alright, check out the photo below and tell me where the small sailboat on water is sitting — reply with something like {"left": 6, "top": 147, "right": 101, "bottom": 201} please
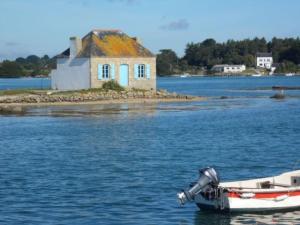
{"left": 178, "top": 167, "right": 300, "bottom": 212}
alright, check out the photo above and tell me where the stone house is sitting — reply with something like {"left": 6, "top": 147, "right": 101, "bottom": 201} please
{"left": 50, "top": 29, "right": 156, "bottom": 90}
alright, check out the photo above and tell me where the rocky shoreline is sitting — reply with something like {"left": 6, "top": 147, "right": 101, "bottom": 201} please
{"left": 0, "top": 89, "right": 203, "bottom": 114}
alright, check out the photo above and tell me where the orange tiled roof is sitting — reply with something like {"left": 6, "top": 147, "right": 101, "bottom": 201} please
{"left": 58, "top": 30, "right": 154, "bottom": 58}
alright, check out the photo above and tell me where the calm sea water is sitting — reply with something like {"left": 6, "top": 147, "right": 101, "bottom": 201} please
{"left": 0, "top": 76, "right": 300, "bottom": 225}
{"left": 0, "top": 77, "right": 51, "bottom": 90}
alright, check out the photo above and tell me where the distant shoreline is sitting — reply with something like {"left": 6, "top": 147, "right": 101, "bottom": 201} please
{"left": 1, "top": 74, "right": 299, "bottom": 79}
{"left": 158, "top": 73, "right": 300, "bottom": 77}
{"left": 0, "top": 76, "right": 50, "bottom": 79}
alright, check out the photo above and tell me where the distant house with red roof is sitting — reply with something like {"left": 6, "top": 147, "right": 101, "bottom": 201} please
{"left": 50, "top": 30, "right": 156, "bottom": 90}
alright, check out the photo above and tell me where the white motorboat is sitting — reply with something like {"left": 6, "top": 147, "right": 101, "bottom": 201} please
{"left": 252, "top": 74, "right": 262, "bottom": 77}
{"left": 180, "top": 73, "right": 191, "bottom": 78}
{"left": 178, "top": 167, "right": 300, "bottom": 212}
{"left": 285, "top": 73, "right": 295, "bottom": 77}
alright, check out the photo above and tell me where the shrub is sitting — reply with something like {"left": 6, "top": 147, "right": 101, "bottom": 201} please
{"left": 102, "top": 80, "right": 124, "bottom": 91}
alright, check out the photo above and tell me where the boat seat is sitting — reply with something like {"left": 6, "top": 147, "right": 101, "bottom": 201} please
{"left": 258, "top": 181, "right": 272, "bottom": 189}
{"left": 257, "top": 181, "right": 292, "bottom": 189}
{"left": 291, "top": 176, "right": 300, "bottom": 186}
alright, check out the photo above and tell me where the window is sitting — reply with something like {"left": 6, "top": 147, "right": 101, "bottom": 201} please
{"left": 102, "top": 64, "right": 110, "bottom": 79}
{"left": 138, "top": 64, "right": 145, "bottom": 78}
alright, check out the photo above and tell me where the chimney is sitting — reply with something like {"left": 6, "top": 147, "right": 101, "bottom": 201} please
{"left": 69, "top": 36, "right": 82, "bottom": 58}
{"left": 132, "top": 37, "right": 142, "bottom": 45}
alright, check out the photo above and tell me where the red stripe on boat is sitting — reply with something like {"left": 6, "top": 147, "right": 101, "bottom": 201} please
{"left": 228, "top": 191, "right": 300, "bottom": 199}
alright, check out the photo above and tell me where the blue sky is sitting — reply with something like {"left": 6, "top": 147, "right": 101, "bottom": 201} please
{"left": 0, "top": 0, "right": 300, "bottom": 61}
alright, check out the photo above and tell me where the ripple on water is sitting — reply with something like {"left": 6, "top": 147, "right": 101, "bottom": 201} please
{"left": 0, "top": 76, "right": 300, "bottom": 224}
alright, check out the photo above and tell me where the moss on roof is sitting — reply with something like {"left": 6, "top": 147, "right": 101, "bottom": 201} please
{"left": 57, "top": 30, "right": 154, "bottom": 58}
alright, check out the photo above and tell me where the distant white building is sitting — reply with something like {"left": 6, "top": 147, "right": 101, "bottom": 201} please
{"left": 211, "top": 64, "right": 246, "bottom": 73}
{"left": 256, "top": 52, "right": 273, "bottom": 69}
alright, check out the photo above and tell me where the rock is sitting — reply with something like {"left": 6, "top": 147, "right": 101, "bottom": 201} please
{"left": 270, "top": 93, "right": 285, "bottom": 99}
{"left": 0, "top": 105, "right": 25, "bottom": 114}
{"left": 171, "top": 92, "right": 177, "bottom": 98}
{"left": 185, "top": 95, "right": 194, "bottom": 100}
{"left": 272, "top": 86, "right": 300, "bottom": 90}
{"left": 220, "top": 96, "right": 229, "bottom": 99}
{"left": 0, "top": 88, "right": 199, "bottom": 104}
{"left": 127, "top": 92, "right": 133, "bottom": 98}
{"left": 159, "top": 89, "right": 168, "bottom": 93}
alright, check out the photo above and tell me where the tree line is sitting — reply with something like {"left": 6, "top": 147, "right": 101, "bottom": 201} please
{"left": 1, "top": 37, "right": 300, "bottom": 77}
{"left": 157, "top": 37, "right": 300, "bottom": 75}
{"left": 0, "top": 55, "right": 55, "bottom": 78}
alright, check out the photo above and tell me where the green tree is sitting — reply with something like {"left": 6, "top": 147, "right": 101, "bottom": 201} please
{"left": 0, "top": 60, "right": 24, "bottom": 77}
{"left": 279, "top": 43, "right": 300, "bottom": 65}
{"left": 156, "top": 49, "right": 179, "bottom": 75}
{"left": 275, "top": 60, "right": 299, "bottom": 73}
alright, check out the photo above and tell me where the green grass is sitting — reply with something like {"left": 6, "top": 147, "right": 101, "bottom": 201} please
{"left": 0, "top": 89, "right": 43, "bottom": 96}
{"left": 0, "top": 81, "right": 143, "bottom": 97}
{"left": 102, "top": 80, "right": 124, "bottom": 91}
{"left": 52, "top": 88, "right": 107, "bottom": 96}
{"left": 53, "top": 81, "right": 125, "bottom": 95}
{"left": 131, "top": 88, "right": 147, "bottom": 92}
{"left": 242, "top": 69, "right": 257, "bottom": 74}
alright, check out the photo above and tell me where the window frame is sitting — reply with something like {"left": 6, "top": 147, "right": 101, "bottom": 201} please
{"left": 138, "top": 64, "right": 145, "bottom": 78}
{"left": 102, "top": 64, "right": 110, "bottom": 79}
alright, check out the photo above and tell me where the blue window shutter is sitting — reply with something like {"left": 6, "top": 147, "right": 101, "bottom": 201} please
{"left": 98, "top": 64, "right": 103, "bottom": 80}
{"left": 146, "top": 64, "right": 150, "bottom": 79}
{"left": 110, "top": 64, "right": 115, "bottom": 80}
{"left": 134, "top": 64, "right": 139, "bottom": 80}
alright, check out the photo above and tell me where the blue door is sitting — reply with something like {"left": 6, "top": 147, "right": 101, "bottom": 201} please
{"left": 120, "top": 64, "right": 129, "bottom": 87}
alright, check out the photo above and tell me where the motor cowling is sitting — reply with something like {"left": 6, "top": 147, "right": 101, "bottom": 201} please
{"left": 177, "top": 167, "right": 220, "bottom": 205}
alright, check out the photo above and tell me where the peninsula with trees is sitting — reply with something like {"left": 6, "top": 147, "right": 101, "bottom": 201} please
{"left": 157, "top": 37, "right": 300, "bottom": 75}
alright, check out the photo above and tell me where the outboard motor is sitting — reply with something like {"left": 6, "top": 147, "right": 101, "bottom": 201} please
{"left": 177, "top": 167, "right": 220, "bottom": 205}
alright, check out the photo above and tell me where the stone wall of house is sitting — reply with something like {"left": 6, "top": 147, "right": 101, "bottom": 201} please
{"left": 90, "top": 57, "right": 156, "bottom": 90}
{"left": 51, "top": 58, "right": 91, "bottom": 90}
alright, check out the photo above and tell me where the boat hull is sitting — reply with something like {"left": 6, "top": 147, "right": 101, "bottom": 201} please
{"left": 195, "top": 191, "right": 300, "bottom": 212}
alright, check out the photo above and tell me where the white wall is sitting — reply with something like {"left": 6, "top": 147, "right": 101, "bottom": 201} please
{"left": 257, "top": 57, "right": 273, "bottom": 69}
{"left": 50, "top": 58, "right": 90, "bottom": 90}
{"left": 223, "top": 65, "right": 246, "bottom": 73}
{"left": 212, "top": 65, "right": 246, "bottom": 73}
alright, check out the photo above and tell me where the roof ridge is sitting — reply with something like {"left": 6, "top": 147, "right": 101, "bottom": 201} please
{"left": 57, "top": 29, "right": 155, "bottom": 58}
{"left": 92, "top": 29, "right": 122, "bottom": 33}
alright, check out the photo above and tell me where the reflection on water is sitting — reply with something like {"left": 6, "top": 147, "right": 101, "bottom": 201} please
{"left": 194, "top": 210, "right": 300, "bottom": 225}
{"left": 18, "top": 96, "right": 297, "bottom": 118}
{"left": 26, "top": 103, "right": 160, "bottom": 117}
{"left": 19, "top": 97, "right": 257, "bottom": 117}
